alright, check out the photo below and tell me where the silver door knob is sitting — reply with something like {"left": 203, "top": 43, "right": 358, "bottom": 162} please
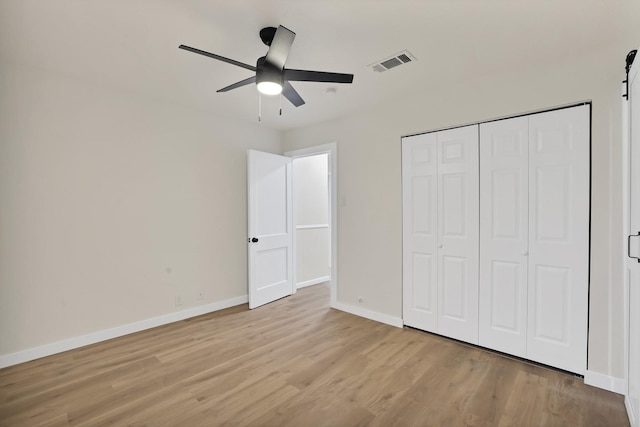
{"left": 438, "top": 244, "right": 443, "bottom": 248}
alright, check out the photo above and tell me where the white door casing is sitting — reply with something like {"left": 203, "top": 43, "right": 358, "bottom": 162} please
{"left": 402, "top": 132, "right": 439, "bottom": 332}
{"left": 247, "top": 150, "right": 293, "bottom": 309}
{"left": 526, "top": 105, "right": 590, "bottom": 374}
{"left": 479, "top": 116, "right": 529, "bottom": 357}
{"left": 626, "top": 54, "right": 640, "bottom": 427}
{"left": 436, "top": 126, "right": 480, "bottom": 344}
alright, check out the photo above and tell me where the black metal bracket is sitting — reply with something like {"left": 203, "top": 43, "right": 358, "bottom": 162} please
{"left": 623, "top": 49, "right": 637, "bottom": 100}
{"left": 629, "top": 232, "right": 640, "bottom": 263}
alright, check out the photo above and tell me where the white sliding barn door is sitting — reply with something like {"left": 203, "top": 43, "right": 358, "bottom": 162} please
{"left": 402, "top": 133, "right": 439, "bottom": 332}
{"left": 436, "top": 126, "right": 479, "bottom": 344}
{"left": 479, "top": 117, "right": 529, "bottom": 357}
{"left": 526, "top": 105, "right": 590, "bottom": 374}
{"left": 626, "top": 55, "right": 640, "bottom": 427}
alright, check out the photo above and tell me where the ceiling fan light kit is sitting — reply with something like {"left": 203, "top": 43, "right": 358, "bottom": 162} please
{"left": 179, "top": 25, "right": 354, "bottom": 113}
{"left": 255, "top": 57, "right": 284, "bottom": 95}
{"left": 256, "top": 81, "right": 282, "bottom": 95}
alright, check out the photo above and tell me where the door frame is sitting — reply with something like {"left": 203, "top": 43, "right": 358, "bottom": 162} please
{"left": 285, "top": 143, "right": 338, "bottom": 307}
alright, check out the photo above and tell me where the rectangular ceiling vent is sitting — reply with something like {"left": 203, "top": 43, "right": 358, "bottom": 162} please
{"left": 368, "top": 50, "right": 416, "bottom": 73}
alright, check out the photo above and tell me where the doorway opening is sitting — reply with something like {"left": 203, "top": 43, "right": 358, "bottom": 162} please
{"left": 286, "top": 143, "right": 337, "bottom": 307}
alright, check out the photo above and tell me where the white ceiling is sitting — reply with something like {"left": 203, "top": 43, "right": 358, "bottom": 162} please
{"left": 0, "top": 1, "right": 635, "bottom": 130}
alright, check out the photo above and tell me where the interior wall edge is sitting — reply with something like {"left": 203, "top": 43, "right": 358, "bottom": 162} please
{"left": 331, "top": 301, "right": 403, "bottom": 328}
{"left": 584, "top": 369, "right": 626, "bottom": 394}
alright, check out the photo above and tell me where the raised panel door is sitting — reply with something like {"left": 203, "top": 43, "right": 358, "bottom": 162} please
{"left": 437, "top": 125, "right": 479, "bottom": 344}
{"left": 479, "top": 117, "right": 529, "bottom": 357}
{"left": 526, "top": 105, "right": 590, "bottom": 374}
{"left": 247, "top": 150, "right": 293, "bottom": 309}
{"left": 402, "top": 133, "right": 438, "bottom": 331}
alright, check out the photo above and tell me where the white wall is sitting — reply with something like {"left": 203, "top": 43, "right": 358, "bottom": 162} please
{"left": 293, "top": 154, "right": 330, "bottom": 286}
{"left": 0, "top": 61, "right": 282, "bottom": 357}
{"left": 283, "top": 41, "right": 637, "bottom": 379}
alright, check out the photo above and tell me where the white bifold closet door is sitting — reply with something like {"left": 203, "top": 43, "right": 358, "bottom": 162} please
{"left": 479, "top": 116, "right": 529, "bottom": 357}
{"left": 402, "top": 125, "right": 479, "bottom": 345}
{"left": 479, "top": 105, "right": 590, "bottom": 374}
{"left": 526, "top": 106, "right": 590, "bottom": 373}
{"left": 402, "top": 132, "right": 438, "bottom": 332}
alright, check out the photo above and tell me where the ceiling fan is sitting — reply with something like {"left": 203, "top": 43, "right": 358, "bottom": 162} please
{"left": 179, "top": 25, "right": 354, "bottom": 108}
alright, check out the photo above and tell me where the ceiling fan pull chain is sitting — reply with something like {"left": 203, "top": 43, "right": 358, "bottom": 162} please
{"left": 279, "top": 93, "right": 283, "bottom": 116}
{"left": 258, "top": 92, "right": 262, "bottom": 122}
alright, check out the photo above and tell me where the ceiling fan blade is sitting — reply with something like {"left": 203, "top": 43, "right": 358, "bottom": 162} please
{"left": 284, "top": 69, "right": 353, "bottom": 84}
{"left": 264, "top": 26, "right": 296, "bottom": 70}
{"left": 179, "top": 45, "right": 256, "bottom": 72}
{"left": 282, "top": 82, "right": 305, "bottom": 107}
{"left": 217, "top": 76, "right": 256, "bottom": 93}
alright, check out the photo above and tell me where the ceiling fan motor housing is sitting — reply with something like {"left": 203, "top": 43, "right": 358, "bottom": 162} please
{"left": 256, "top": 56, "right": 284, "bottom": 90}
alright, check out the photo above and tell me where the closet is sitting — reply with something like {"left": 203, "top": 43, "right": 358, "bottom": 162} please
{"left": 402, "top": 104, "right": 590, "bottom": 374}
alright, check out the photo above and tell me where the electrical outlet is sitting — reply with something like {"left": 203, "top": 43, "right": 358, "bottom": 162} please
{"left": 174, "top": 295, "right": 183, "bottom": 306}
{"left": 196, "top": 289, "right": 205, "bottom": 300}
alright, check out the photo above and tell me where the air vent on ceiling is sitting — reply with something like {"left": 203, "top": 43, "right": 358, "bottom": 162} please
{"left": 368, "top": 50, "right": 416, "bottom": 73}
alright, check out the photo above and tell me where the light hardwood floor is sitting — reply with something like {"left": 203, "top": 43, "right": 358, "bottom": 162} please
{"left": 0, "top": 284, "right": 629, "bottom": 426}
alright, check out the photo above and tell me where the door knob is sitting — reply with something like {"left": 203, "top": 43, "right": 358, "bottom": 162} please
{"left": 522, "top": 250, "right": 529, "bottom": 256}
{"left": 251, "top": 237, "right": 259, "bottom": 243}
{"left": 438, "top": 244, "right": 443, "bottom": 249}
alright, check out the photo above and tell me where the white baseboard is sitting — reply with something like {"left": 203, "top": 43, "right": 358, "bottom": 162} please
{"left": 0, "top": 295, "right": 248, "bottom": 369}
{"left": 584, "top": 370, "right": 626, "bottom": 394}
{"left": 331, "top": 301, "right": 403, "bottom": 328}
{"left": 297, "top": 276, "right": 331, "bottom": 289}
{"left": 626, "top": 395, "right": 637, "bottom": 427}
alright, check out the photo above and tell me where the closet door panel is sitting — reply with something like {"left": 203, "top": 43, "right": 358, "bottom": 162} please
{"left": 402, "top": 134, "right": 438, "bottom": 331}
{"left": 479, "top": 117, "right": 529, "bottom": 357}
{"left": 441, "top": 255, "right": 467, "bottom": 319}
{"left": 437, "top": 125, "right": 479, "bottom": 344}
{"left": 527, "top": 105, "right": 590, "bottom": 374}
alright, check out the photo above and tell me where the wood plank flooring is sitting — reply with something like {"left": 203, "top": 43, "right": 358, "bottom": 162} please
{"left": 0, "top": 284, "right": 629, "bottom": 426}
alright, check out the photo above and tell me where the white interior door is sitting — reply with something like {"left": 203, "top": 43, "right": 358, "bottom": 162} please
{"left": 526, "top": 105, "right": 590, "bottom": 374}
{"left": 247, "top": 150, "right": 293, "bottom": 309}
{"left": 626, "top": 55, "right": 640, "bottom": 427}
{"left": 479, "top": 116, "right": 529, "bottom": 357}
{"left": 437, "top": 125, "right": 479, "bottom": 345}
{"left": 402, "top": 133, "right": 439, "bottom": 332}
